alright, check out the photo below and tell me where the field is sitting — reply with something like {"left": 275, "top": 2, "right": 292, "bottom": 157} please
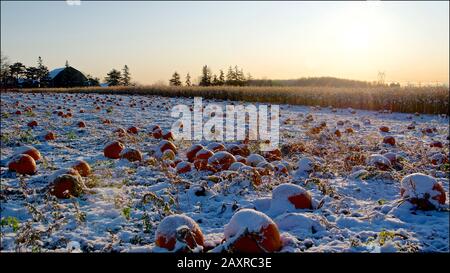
{"left": 12, "top": 85, "right": 450, "bottom": 115}
{"left": 0, "top": 91, "right": 449, "bottom": 253}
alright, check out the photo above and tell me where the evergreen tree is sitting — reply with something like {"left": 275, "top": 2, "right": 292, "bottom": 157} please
{"left": 169, "top": 71, "right": 182, "bottom": 86}
{"left": 226, "top": 66, "right": 235, "bottom": 85}
{"left": 199, "top": 65, "right": 212, "bottom": 86}
{"left": 65, "top": 60, "right": 69, "bottom": 68}
{"left": 36, "top": 56, "right": 50, "bottom": 87}
{"left": 212, "top": 74, "right": 219, "bottom": 86}
{"left": 0, "top": 52, "right": 10, "bottom": 87}
{"left": 185, "top": 73, "right": 191, "bottom": 86}
{"left": 24, "top": 66, "right": 40, "bottom": 87}
{"left": 218, "top": 69, "right": 225, "bottom": 85}
{"left": 121, "top": 65, "right": 131, "bottom": 86}
{"left": 105, "top": 69, "right": 121, "bottom": 86}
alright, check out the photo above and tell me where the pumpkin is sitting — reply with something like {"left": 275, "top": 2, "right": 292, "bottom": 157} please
{"left": 176, "top": 161, "right": 192, "bottom": 174}
{"left": 262, "top": 149, "right": 282, "bottom": 162}
{"left": 270, "top": 183, "right": 313, "bottom": 211}
{"left": 49, "top": 172, "right": 84, "bottom": 199}
{"left": 71, "top": 160, "right": 91, "bottom": 177}
{"left": 120, "top": 148, "right": 143, "bottom": 162}
{"left": 114, "top": 127, "right": 127, "bottom": 136}
{"left": 224, "top": 209, "right": 282, "bottom": 253}
{"left": 208, "top": 151, "right": 236, "bottom": 171}
{"left": 158, "top": 140, "right": 177, "bottom": 154}
{"left": 186, "top": 144, "right": 204, "bottom": 162}
{"left": 77, "top": 121, "right": 86, "bottom": 128}
{"left": 104, "top": 141, "right": 125, "bottom": 159}
{"left": 45, "top": 131, "right": 56, "bottom": 141}
{"left": 206, "top": 142, "right": 226, "bottom": 152}
{"left": 155, "top": 214, "right": 204, "bottom": 251}
{"left": 127, "top": 126, "right": 139, "bottom": 134}
{"left": 246, "top": 154, "right": 266, "bottom": 167}
{"left": 379, "top": 126, "right": 390, "bottom": 133}
{"left": 400, "top": 173, "right": 446, "bottom": 210}
{"left": 383, "top": 136, "right": 396, "bottom": 146}
{"left": 162, "top": 149, "right": 176, "bottom": 161}
{"left": 8, "top": 154, "right": 37, "bottom": 175}
{"left": 430, "top": 141, "right": 443, "bottom": 148}
{"left": 14, "top": 146, "right": 41, "bottom": 161}
{"left": 27, "top": 120, "right": 38, "bottom": 128}
{"left": 163, "top": 131, "right": 175, "bottom": 141}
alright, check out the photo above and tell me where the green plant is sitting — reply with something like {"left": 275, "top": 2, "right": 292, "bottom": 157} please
{"left": 1, "top": 216, "right": 20, "bottom": 232}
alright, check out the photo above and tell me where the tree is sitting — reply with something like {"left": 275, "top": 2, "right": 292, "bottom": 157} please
{"left": 226, "top": 66, "right": 235, "bottom": 85}
{"left": 169, "top": 71, "right": 182, "bottom": 86}
{"left": 121, "top": 65, "right": 131, "bottom": 86}
{"left": 0, "top": 52, "right": 10, "bottom": 87}
{"left": 105, "top": 69, "right": 122, "bottom": 86}
{"left": 36, "top": 56, "right": 50, "bottom": 87}
{"left": 86, "top": 74, "right": 100, "bottom": 86}
{"left": 24, "top": 66, "right": 40, "bottom": 87}
{"left": 199, "top": 65, "right": 212, "bottom": 86}
{"left": 218, "top": 70, "right": 225, "bottom": 85}
{"left": 9, "top": 62, "right": 26, "bottom": 87}
{"left": 65, "top": 60, "right": 70, "bottom": 68}
{"left": 185, "top": 73, "right": 191, "bottom": 86}
{"left": 211, "top": 74, "right": 219, "bottom": 86}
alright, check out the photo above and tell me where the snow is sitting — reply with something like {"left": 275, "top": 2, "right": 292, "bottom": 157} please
{"left": 268, "top": 183, "right": 311, "bottom": 215}
{"left": 48, "top": 68, "right": 65, "bottom": 79}
{"left": 155, "top": 214, "right": 200, "bottom": 239}
{"left": 223, "top": 209, "right": 274, "bottom": 239}
{"left": 295, "top": 157, "right": 315, "bottom": 176}
{"left": 0, "top": 91, "right": 448, "bottom": 253}
{"left": 400, "top": 173, "right": 443, "bottom": 207}
{"left": 246, "top": 154, "right": 266, "bottom": 167}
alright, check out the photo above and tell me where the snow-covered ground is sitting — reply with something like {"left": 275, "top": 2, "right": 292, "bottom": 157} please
{"left": 0, "top": 92, "right": 448, "bottom": 253}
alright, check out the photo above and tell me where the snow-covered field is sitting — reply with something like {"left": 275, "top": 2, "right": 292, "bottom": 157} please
{"left": 0, "top": 92, "right": 448, "bottom": 253}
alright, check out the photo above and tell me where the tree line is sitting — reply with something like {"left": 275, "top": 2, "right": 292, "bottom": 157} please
{"left": 0, "top": 52, "right": 133, "bottom": 88}
{"left": 169, "top": 65, "right": 252, "bottom": 87}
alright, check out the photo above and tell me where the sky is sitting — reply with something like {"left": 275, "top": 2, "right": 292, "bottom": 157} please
{"left": 1, "top": 1, "right": 449, "bottom": 85}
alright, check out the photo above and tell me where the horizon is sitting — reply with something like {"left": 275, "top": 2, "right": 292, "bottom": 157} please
{"left": 1, "top": 1, "right": 449, "bottom": 86}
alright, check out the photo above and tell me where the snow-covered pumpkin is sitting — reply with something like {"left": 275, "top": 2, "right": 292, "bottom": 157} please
{"left": 163, "top": 131, "right": 175, "bottom": 141}
{"left": 114, "top": 127, "right": 127, "bottom": 136}
{"left": 206, "top": 142, "right": 226, "bottom": 153}
{"left": 223, "top": 209, "right": 282, "bottom": 253}
{"left": 400, "top": 173, "right": 446, "bottom": 210}
{"left": 155, "top": 214, "right": 204, "bottom": 251}
{"left": 246, "top": 154, "right": 266, "bottom": 167}
{"left": 186, "top": 144, "right": 204, "bottom": 162}
{"left": 208, "top": 151, "right": 236, "bottom": 171}
{"left": 270, "top": 184, "right": 313, "bottom": 213}
{"left": 430, "top": 141, "right": 443, "bottom": 148}
{"left": 120, "top": 148, "right": 143, "bottom": 162}
{"left": 104, "top": 141, "right": 125, "bottom": 159}
{"left": 14, "top": 146, "right": 41, "bottom": 161}
{"left": 71, "top": 160, "right": 91, "bottom": 177}
{"left": 49, "top": 168, "right": 84, "bottom": 199}
{"left": 367, "top": 154, "right": 391, "bottom": 171}
{"left": 176, "top": 161, "right": 192, "bottom": 174}
{"left": 158, "top": 140, "right": 177, "bottom": 155}
{"left": 8, "top": 154, "right": 37, "bottom": 175}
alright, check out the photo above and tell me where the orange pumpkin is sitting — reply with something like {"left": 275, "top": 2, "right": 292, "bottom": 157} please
{"left": 77, "top": 121, "right": 86, "bottom": 128}
{"left": 120, "top": 148, "right": 143, "bottom": 162}
{"left": 71, "top": 160, "right": 91, "bottom": 177}
{"left": 383, "top": 136, "right": 396, "bottom": 146}
{"left": 379, "top": 126, "right": 390, "bottom": 133}
{"left": 430, "top": 141, "right": 443, "bottom": 148}
{"left": 104, "top": 141, "right": 125, "bottom": 159}
{"left": 158, "top": 140, "right": 177, "bottom": 154}
{"left": 400, "top": 173, "right": 446, "bottom": 210}
{"left": 49, "top": 172, "right": 84, "bottom": 199}
{"left": 263, "top": 149, "right": 282, "bottom": 162}
{"left": 163, "top": 131, "right": 175, "bottom": 141}
{"left": 224, "top": 209, "right": 282, "bottom": 253}
{"left": 8, "top": 154, "right": 37, "bottom": 175}
{"left": 271, "top": 183, "right": 313, "bottom": 210}
{"left": 155, "top": 214, "right": 205, "bottom": 251}
{"left": 44, "top": 131, "right": 57, "bottom": 141}
{"left": 176, "top": 161, "right": 192, "bottom": 174}
{"left": 27, "top": 120, "right": 38, "bottom": 128}
{"left": 206, "top": 142, "right": 226, "bottom": 153}
{"left": 127, "top": 126, "right": 139, "bottom": 134}
{"left": 208, "top": 151, "right": 236, "bottom": 171}
{"left": 15, "top": 146, "right": 41, "bottom": 161}
{"left": 186, "top": 144, "right": 204, "bottom": 162}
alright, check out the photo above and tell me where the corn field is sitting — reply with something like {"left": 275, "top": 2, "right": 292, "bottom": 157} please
{"left": 3, "top": 85, "right": 449, "bottom": 114}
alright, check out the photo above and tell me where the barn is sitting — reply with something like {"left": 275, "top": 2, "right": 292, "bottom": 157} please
{"left": 49, "top": 66, "right": 88, "bottom": 87}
